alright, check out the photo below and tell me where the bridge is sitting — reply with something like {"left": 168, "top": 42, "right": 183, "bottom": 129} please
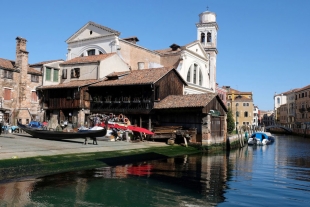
{"left": 265, "top": 125, "right": 293, "bottom": 133}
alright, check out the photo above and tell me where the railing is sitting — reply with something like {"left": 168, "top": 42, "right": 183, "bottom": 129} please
{"left": 90, "top": 96, "right": 153, "bottom": 112}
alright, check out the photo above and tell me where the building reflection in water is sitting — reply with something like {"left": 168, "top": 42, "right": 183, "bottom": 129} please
{"left": 0, "top": 151, "right": 245, "bottom": 206}
{"left": 0, "top": 179, "right": 38, "bottom": 206}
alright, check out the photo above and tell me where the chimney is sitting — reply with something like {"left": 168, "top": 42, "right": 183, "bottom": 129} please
{"left": 170, "top": 44, "right": 181, "bottom": 51}
{"left": 15, "top": 37, "right": 29, "bottom": 71}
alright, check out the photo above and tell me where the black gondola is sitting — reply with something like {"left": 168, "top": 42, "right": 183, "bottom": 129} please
{"left": 17, "top": 121, "right": 107, "bottom": 144}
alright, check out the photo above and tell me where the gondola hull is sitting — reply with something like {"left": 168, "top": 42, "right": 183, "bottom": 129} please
{"left": 17, "top": 121, "right": 107, "bottom": 140}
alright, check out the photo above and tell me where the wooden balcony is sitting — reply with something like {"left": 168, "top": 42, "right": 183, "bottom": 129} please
{"left": 45, "top": 98, "right": 81, "bottom": 109}
{"left": 90, "top": 97, "right": 153, "bottom": 114}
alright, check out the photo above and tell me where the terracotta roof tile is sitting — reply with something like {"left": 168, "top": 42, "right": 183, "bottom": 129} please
{"left": 154, "top": 93, "right": 216, "bottom": 109}
{"left": 226, "top": 87, "right": 252, "bottom": 94}
{"left": 27, "top": 67, "right": 42, "bottom": 75}
{"left": 155, "top": 47, "right": 182, "bottom": 55}
{"left": 30, "top": 59, "right": 64, "bottom": 66}
{"left": 282, "top": 87, "right": 304, "bottom": 93}
{"left": 0, "top": 58, "right": 15, "bottom": 70}
{"left": 60, "top": 53, "right": 115, "bottom": 65}
{"left": 234, "top": 96, "right": 253, "bottom": 102}
{"left": 91, "top": 66, "right": 179, "bottom": 87}
{"left": 38, "top": 79, "right": 100, "bottom": 89}
{"left": 0, "top": 58, "right": 42, "bottom": 75}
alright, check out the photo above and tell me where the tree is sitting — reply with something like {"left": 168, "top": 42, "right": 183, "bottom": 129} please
{"left": 227, "top": 108, "right": 235, "bottom": 134}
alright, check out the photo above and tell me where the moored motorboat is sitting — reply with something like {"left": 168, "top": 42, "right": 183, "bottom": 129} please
{"left": 17, "top": 121, "right": 107, "bottom": 143}
{"left": 248, "top": 132, "right": 275, "bottom": 146}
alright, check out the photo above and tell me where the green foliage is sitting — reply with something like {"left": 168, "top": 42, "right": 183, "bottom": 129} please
{"left": 227, "top": 108, "right": 235, "bottom": 134}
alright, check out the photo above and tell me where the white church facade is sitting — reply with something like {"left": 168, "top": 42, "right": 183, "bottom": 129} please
{"left": 64, "top": 9, "right": 219, "bottom": 95}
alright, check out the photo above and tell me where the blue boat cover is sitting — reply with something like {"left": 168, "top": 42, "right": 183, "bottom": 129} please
{"left": 251, "top": 132, "right": 269, "bottom": 141}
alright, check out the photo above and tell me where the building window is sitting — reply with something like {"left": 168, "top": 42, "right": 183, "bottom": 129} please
{"left": 193, "top": 64, "right": 197, "bottom": 84}
{"left": 31, "top": 74, "right": 39, "bottom": 82}
{"left": 46, "top": 67, "right": 51, "bottom": 81}
{"left": 138, "top": 62, "right": 144, "bottom": 70}
{"left": 87, "top": 49, "right": 95, "bottom": 56}
{"left": 187, "top": 68, "right": 191, "bottom": 82}
{"left": 62, "top": 69, "right": 67, "bottom": 79}
{"left": 71, "top": 68, "right": 80, "bottom": 78}
{"left": 207, "top": 32, "right": 212, "bottom": 42}
{"left": 4, "top": 88, "right": 12, "bottom": 100}
{"left": 3, "top": 70, "right": 13, "bottom": 79}
{"left": 201, "top": 33, "right": 205, "bottom": 43}
{"left": 277, "top": 97, "right": 280, "bottom": 104}
{"left": 53, "top": 69, "right": 59, "bottom": 82}
{"left": 199, "top": 69, "right": 202, "bottom": 86}
{"left": 31, "top": 91, "right": 38, "bottom": 102}
{"left": 244, "top": 111, "right": 248, "bottom": 117}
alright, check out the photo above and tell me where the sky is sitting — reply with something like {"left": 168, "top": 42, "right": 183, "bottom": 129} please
{"left": 1, "top": 0, "right": 309, "bottom": 111}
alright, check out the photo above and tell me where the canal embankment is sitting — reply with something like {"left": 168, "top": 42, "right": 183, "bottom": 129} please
{"left": 0, "top": 130, "right": 251, "bottom": 181}
{"left": 0, "top": 133, "right": 200, "bottom": 180}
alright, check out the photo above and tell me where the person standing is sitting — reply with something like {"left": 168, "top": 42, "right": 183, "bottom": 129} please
{"left": 0, "top": 121, "right": 2, "bottom": 135}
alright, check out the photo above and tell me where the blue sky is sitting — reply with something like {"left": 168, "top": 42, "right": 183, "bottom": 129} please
{"left": 1, "top": 0, "right": 309, "bottom": 110}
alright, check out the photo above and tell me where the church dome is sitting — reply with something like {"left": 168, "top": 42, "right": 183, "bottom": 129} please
{"left": 199, "top": 11, "right": 216, "bottom": 23}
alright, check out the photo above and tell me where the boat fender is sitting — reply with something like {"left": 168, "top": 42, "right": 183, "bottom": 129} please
{"left": 118, "top": 114, "right": 124, "bottom": 119}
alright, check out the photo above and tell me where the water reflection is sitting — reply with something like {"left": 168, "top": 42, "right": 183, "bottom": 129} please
{"left": 0, "top": 134, "right": 310, "bottom": 206}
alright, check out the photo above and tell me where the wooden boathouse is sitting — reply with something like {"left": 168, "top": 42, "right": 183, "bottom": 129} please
{"left": 153, "top": 94, "right": 228, "bottom": 144}
{"left": 88, "top": 66, "right": 186, "bottom": 127}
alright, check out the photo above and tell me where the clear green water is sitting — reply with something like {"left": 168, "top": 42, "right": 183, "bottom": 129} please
{"left": 1, "top": 134, "right": 309, "bottom": 206}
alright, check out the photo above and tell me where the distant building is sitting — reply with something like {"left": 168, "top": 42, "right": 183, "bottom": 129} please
{"left": 253, "top": 105, "right": 259, "bottom": 127}
{"left": 294, "top": 84, "right": 310, "bottom": 129}
{"left": 279, "top": 104, "right": 288, "bottom": 126}
{"left": 224, "top": 86, "right": 254, "bottom": 128}
{"left": 260, "top": 110, "right": 274, "bottom": 126}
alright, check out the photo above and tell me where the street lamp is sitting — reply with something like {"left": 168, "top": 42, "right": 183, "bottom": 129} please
{"left": 236, "top": 103, "right": 239, "bottom": 132}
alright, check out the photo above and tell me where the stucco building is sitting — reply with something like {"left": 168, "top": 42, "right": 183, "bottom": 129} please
{"left": 224, "top": 86, "right": 254, "bottom": 128}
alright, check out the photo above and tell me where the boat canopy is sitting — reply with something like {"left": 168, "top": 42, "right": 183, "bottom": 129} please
{"left": 251, "top": 132, "right": 269, "bottom": 141}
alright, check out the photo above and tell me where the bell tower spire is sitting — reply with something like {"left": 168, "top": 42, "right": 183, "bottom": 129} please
{"left": 196, "top": 9, "right": 219, "bottom": 91}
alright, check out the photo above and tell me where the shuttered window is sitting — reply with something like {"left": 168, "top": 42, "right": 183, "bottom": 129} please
{"left": 4, "top": 88, "right": 11, "bottom": 100}
{"left": 53, "top": 69, "right": 59, "bottom": 82}
{"left": 31, "top": 91, "right": 38, "bottom": 102}
{"left": 31, "top": 75, "right": 39, "bottom": 82}
{"left": 46, "top": 67, "right": 51, "bottom": 81}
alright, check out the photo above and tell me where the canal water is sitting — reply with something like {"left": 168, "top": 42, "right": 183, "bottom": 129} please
{"left": 0, "top": 134, "right": 309, "bottom": 206}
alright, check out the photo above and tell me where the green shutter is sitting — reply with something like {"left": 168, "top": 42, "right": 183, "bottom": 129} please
{"left": 53, "top": 69, "right": 59, "bottom": 82}
{"left": 46, "top": 68, "right": 51, "bottom": 81}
